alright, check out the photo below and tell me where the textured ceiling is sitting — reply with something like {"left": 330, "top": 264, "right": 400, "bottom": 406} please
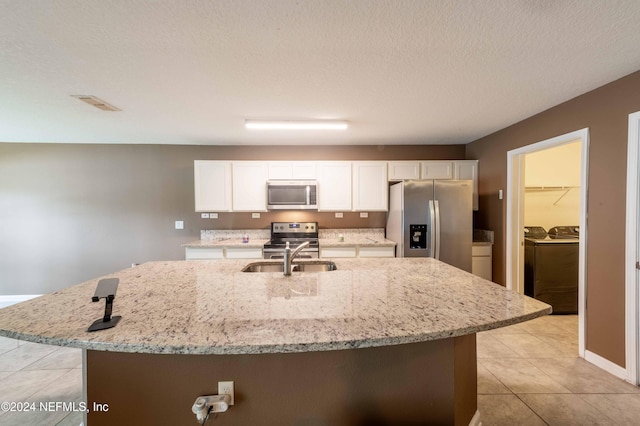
{"left": 1, "top": 0, "right": 640, "bottom": 145}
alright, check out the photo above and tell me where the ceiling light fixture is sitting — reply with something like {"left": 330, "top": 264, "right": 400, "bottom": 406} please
{"left": 245, "top": 120, "right": 348, "bottom": 130}
{"left": 71, "top": 95, "right": 121, "bottom": 112}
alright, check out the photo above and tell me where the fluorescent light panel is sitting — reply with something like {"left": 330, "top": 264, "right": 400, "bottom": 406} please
{"left": 245, "top": 120, "right": 348, "bottom": 130}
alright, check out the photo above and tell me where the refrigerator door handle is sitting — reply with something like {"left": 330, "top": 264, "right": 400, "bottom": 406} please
{"left": 429, "top": 200, "right": 436, "bottom": 258}
{"left": 434, "top": 200, "right": 441, "bottom": 260}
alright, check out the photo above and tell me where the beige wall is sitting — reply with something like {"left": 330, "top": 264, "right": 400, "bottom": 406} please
{"left": 466, "top": 69, "right": 640, "bottom": 368}
{"left": 0, "top": 143, "right": 464, "bottom": 295}
{"left": 524, "top": 141, "right": 581, "bottom": 230}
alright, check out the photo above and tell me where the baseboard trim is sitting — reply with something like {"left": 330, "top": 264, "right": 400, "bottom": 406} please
{"left": 585, "top": 350, "right": 627, "bottom": 380}
{"left": 0, "top": 295, "right": 41, "bottom": 309}
{"left": 469, "top": 410, "right": 481, "bottom": 426}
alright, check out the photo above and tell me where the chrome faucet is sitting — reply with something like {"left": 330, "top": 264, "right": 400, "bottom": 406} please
{"left": 283, "top": 241, "right": 310, "bottom": 276}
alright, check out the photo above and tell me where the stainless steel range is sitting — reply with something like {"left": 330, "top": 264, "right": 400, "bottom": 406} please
{"left": 263, "top": 222, "right": 319, "bottom": 259}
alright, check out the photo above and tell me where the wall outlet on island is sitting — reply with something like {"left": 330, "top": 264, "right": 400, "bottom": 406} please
{"left": 201, "top": 213, "right": 210, "bottom": 219}
{"left": 252, "top": 213, "right": 260, "bottom": 219}
{"left": 218, "top": 381, "right": 234, "bottom": 405}
{"left": 335, "top": 212, "right": 343, "bottom": 218}
{"left": 210, "top": 213, "right": 218, "bottom": 219}
{"left": 360, "top": 212, "right": 368, "bottom": 218}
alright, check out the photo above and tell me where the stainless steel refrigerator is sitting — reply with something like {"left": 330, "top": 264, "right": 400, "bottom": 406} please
{"left": 386, "top": 180, "right": 473, "bottom": 272}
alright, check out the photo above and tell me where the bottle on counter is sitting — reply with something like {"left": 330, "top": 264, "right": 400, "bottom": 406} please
{"left": 338, "top": 234, "right": 344, "bottom": 242}
{"left": 242, "top": 234, "right": 249, "bottom": 243}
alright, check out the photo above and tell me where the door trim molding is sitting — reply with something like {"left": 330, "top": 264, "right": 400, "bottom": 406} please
{"left": 505, "top": 128, "right": 589, "bottom": 358}
{"left": 625, "top": 111, "right": 640, "bottom": 385}
{"left": 585, "top": 350, "right": 627, "bottom": 381}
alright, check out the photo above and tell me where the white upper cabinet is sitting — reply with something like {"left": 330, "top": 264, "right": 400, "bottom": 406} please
{"left": 232, "top": 161, "right": 268, "bottom": 211}
{"left": 194, "top": 160, "right": 232, "bottom": 212}
{"left": 387, "top": 161, "right": 421, "bottom": 181}
{"left": 453, "top": 160, "right": 479, "bottom": 210}
{"left": 353, "top": 162, "right": 388, "bottom": 211}
{"left": 317, "top": 162, "right": 352, "bottom": 211}
{"left": 421, "top": 161, "right": 454, "bottom": 179}
{"left": 268, "top": 161, "right": 317, "bottom": 180}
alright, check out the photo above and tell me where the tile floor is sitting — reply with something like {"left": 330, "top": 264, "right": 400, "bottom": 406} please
{"left": 478, "top": 315, "right": 640, "bottom": 425}
{"left": 0, "top": 315, "right": 638, "bottom": 425}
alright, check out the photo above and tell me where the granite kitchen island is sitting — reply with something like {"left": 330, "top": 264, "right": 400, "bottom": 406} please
{"left": 0, "top": 258, "right": 550, "bottom": 425}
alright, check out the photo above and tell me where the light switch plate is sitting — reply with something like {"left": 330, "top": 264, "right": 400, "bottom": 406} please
{"left": 360, "top": 212, "right": 368, "bottom": 218}
{"left": 252, "top": 213, "right": 260, "bottom": 219}
{"left": 201, "top": 213, "right": 210, "bottom": 219}
{"left": 175, "top": 220, "right": 184, "bottom": 230}
{"left": 210, "top": 213, "right": 218, "bottom": 219}
{"left": 335, "top": 212, "right": 343, "bottom": 218}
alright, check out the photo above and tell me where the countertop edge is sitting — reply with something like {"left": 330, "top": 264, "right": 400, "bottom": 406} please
{"left": 0, "top": 307, "right": 550, "bottom": 355}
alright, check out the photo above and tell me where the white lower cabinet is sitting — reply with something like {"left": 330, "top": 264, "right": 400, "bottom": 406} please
{"left": 320, "top": 246, "right": 395, "bottom": 258}
{"left": 185, "top": 246, "right": 263, "bottom": 260}
{"left": 225, "top": 247, "right": 263, "bottom": 259}
{"left": 320, "top": 247, "right": 357, "bottom": 258}
{"left": 185, "top": 247, "right": 224, "bottom": 260}
{"left": 358, "top": 246, "right": 395, "bottom": 258}
{"left": 471, "top": 245, "right": 492, "bottom": 281}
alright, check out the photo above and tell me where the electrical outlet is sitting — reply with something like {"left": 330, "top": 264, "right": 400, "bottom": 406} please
{"left": 201, "top": 213, "right": 210, "bottom": 219}
{"left": 251, "top": 212, "right": 260, "bottom": 219}
{"left": 210, "top": 213, "right": 218, "bottom": 219}
{"left": 218, "top": 381, "right": 234, "bottom": 405}
{"left": 359, "top": 212, "right": 368, "bottom": 218}
{"left": 175, "top": 220, "right": 184, "bottom": 230}
{"left": 335, "top": 212, "right": 343, "bottom": 218}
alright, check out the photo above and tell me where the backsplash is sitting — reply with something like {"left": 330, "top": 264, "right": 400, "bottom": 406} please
{"left": 319, "top": 228, "right": 385, "bottom": 240}
{"left": 200, "top": 229, "right": 270, "bottom": 241}
{"left": 200, "top": 228, "right": 386, "bottom": 241}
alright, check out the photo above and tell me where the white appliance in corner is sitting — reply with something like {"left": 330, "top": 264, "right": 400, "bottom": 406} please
{"left": 387, "top": 180, "right": 473, "bottom": 272}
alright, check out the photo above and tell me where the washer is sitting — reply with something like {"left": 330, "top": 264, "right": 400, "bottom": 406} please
{"left": 524, "top": 226, "right": 579, "bottom": 314}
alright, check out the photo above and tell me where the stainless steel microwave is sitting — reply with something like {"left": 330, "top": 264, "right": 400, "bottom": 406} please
{"left": 267, "top": 180, "right": 318, "bottom": 210}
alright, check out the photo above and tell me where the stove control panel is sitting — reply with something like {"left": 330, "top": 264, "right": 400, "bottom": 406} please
{"left": 271, "top": 222, "right": 317, "bottom": 234}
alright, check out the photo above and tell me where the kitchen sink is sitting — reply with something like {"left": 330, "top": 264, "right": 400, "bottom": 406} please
{"left": 242, "top": 260, "right": 338, "bottom": 273}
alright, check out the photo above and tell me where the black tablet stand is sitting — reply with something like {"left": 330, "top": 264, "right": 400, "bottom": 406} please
{"left": 87, "top": 278, "right": 122, "bottom": 332}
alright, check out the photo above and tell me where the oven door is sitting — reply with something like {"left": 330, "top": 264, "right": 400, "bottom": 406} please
{"left": 263, "top": 248, "right": 319, "bottom": 259}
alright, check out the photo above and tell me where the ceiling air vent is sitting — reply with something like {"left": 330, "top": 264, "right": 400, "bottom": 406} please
{"left": 71, "top": 95, "right": 121, "bottom": 111}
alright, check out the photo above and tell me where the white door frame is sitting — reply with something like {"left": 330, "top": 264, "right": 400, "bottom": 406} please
{"left": 625, "top": 111, "right": 640, "bottom": 385}
{"left": 506, "top": 128, "right": 589, "bottom": 358}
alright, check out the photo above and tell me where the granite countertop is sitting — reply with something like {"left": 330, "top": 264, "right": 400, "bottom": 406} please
{"left": 0, "top": 258, "right": 550, "bottom": 355}
{"left": 319, "top": 238, "right": 396, "bottom": 248}
{"left": 182, "top": 239, "right": 269, "bottom": 249}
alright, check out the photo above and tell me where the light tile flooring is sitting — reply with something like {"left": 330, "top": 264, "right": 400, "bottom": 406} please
{"left": 0, "top": 337, "right": 83, "bottom": 426}
{"left": 478, "top": 315, "right": 640, "bottom": 425}
{"left": 0, "top": 315, "right": 638, "bottom": 425}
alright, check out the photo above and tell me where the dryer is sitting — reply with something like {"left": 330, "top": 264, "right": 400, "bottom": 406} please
{"left": 524, "top": 226, "right": 579, "bottom": 314}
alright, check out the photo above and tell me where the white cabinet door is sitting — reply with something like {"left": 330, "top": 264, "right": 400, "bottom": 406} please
{"left": 268, "top": 161, "right": 317, "bottom": 180}
{"left": 267, "top": 162, "right": 293, "bottom": 180}
{"left": 472, "top": 245, "right": 492, "bottom": 280}
{"left": 454, "top": 160, "right": 479, "bottom": 211}
{"left": 185, "top": 247, "right": 224, "bottom": 260}
{"left": 320, "top": 246, "right": 357, "bottom": 258}
{"left": 194, "top": 161, "right": 232, "bottom": 212}
{"left": 388, "top": 161, "right": 421, "bottom": 181}
{"left": 232, "top": 161, "right": 268, "bottom": 211}
{"left": 421, "top": 161, "right": 454, "bottom": 179}
{"left": 317, "top": 162, "right": 352, "bottom": 211}
{"left": 352, "top": 161, "right": 388, "bottom": 211}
